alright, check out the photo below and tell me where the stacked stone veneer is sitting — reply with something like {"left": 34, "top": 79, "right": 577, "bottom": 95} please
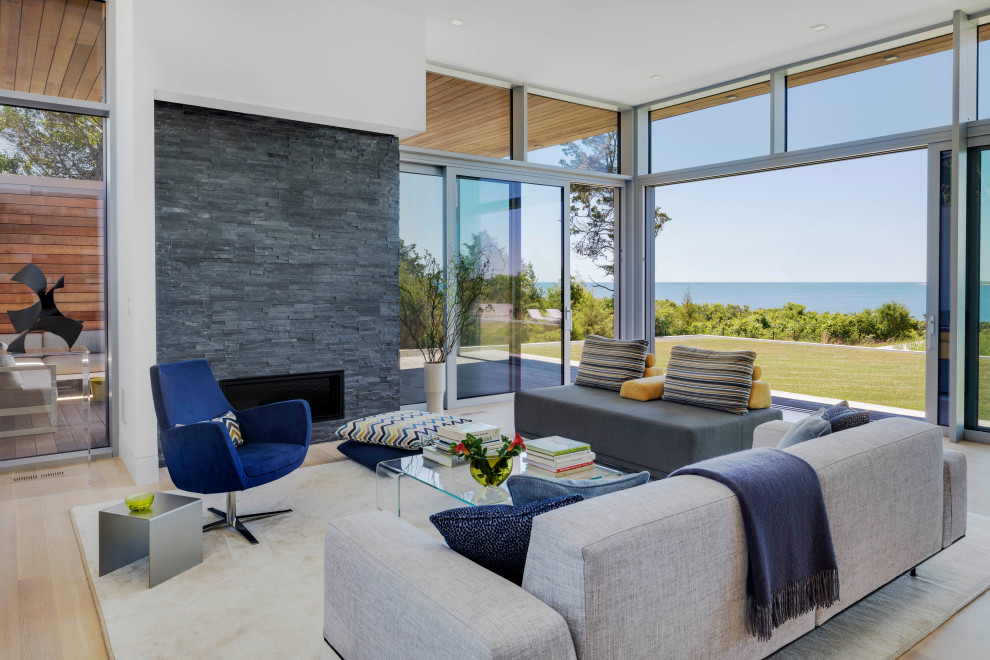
{"left": 154, "top": 101, "right": 398, "bottom": 459}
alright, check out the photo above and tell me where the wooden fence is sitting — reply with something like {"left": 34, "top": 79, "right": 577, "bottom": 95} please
{"left": 0, "top": 174, "right": 105, "bottom": 334}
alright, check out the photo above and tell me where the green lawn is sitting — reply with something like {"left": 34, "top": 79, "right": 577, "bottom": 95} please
{"left": 519, "top": 336, "right": 925, "bottom": 411}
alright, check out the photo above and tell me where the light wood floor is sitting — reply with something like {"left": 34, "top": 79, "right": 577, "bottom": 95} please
{"left": 0, "top": 401, "right": 987, "bottom": 659}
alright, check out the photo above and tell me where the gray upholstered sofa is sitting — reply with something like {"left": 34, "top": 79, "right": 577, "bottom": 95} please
{"left": 514, "top": 383, "right": 782, "bottom": 477}
{"left": 325, "top": 418, "right": 966, "bottom": 659}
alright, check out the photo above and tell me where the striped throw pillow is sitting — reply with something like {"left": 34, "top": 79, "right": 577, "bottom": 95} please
{"left": 574, "top": 335, "right": 650, "bottom": 391}
{"left": 662, "top": 345, "right": 756, "bottom": 414}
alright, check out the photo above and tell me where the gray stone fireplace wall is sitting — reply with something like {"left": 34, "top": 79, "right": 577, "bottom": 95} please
{"left": 154, "top": 101, "right": 399, "bottom": 454}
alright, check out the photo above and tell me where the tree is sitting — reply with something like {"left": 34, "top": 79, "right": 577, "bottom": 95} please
{"left": 0, "top": 106, "right": 103, "bottom": 180}
{"left": 562, "top": 131, "right": 672, "bottom": 278}
{"left": 399, "top": 238, "right": 495, "bottom": 363}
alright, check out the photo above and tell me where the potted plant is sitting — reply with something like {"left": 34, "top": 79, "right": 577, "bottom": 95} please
{"left": 399, "top": 241, "right": 492, "bottom": 412}
{"left": 450, "top": 432, "right": 526, "bottom": 489}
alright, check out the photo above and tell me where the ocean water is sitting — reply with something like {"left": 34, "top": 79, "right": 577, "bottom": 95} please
{"left": 542, "top": 282, "right": 930, "bottom": 319}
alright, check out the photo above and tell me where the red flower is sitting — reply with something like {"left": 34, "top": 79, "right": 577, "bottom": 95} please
{"left": 454, "top": 442, "right": 471, "bottom": 457}
{"left": 508, "top": 433, "right": 525, "bottom": 453}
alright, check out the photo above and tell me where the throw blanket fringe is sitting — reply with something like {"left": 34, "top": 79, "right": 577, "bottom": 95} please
{"left": 748, "top": 568, "right": 839, "bottom": 641}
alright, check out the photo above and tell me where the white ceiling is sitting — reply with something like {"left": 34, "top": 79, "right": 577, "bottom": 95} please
{"left": 363, "top": 0, "right": 986, "bottom": 106}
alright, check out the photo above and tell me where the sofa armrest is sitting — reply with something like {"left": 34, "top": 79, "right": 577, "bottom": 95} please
{"left": 753, "top": 420, "right": 793, "bottom": 448}
{"left": 943, "top": 449, "right": 967, "bottom": 547}
{"left": 325, "top": 512, "right": 576, "bottom": 660}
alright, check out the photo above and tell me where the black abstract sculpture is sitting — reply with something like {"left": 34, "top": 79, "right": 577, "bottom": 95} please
{"left": 5, "top": 263, "right": 83, "bottom": 353}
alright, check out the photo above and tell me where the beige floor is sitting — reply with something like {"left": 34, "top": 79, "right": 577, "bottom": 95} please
{"left": 0, "top": 401, "right": 986, "bottom": 658}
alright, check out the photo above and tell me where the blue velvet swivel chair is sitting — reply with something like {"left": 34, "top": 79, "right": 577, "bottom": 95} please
{"left": 150, "top": 359, "right": 311, "bottom": 544}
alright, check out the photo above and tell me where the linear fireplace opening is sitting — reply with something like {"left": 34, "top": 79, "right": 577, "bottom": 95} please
{"left": 219, "top": 371, "right": 345, "bottom": 422}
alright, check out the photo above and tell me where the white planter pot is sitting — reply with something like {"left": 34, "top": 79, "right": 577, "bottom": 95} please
{"left": 424, "top": 362, "right": 446, "bottom": 413}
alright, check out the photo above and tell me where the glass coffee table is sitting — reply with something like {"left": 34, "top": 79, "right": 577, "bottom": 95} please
{"left": 376, "top": 451, "right": 624, "bottom": 519}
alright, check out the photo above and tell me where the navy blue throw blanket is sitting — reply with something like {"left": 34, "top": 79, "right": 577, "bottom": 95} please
{"left": 669, "top": 448, "right": 839, "bottom": 641}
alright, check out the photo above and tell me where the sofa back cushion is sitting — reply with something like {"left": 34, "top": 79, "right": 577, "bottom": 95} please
{"left": 574, "top": 335, "right": 649, "bottom": 391}
{"left": 783, "top": 417, "right": 943, "bottom": 625}
{"left": 662, "top": 345, "right": 756, "bottom": 414}
{"left": 522, "top": 417, "right": 944, "bottom": 655}
{"left": 523, "top": 476, "right": 814, "bottom": 659}
{"left": 43, "top": 329, "right": 106, "bottom": 354}
{"left": 0, "top": 333, "right": 41, "bottom": 351}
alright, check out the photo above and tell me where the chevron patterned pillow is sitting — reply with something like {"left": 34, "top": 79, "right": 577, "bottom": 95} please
{"left": 334, "top": 411, "right": 473, "bottom": 449}
{"left": 175, "top": 410, "right": 244, "bottom": 447}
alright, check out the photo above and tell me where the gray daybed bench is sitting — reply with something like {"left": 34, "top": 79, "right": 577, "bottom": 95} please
{"left": 514, "top": 383, "right": 782, "bottom": 477}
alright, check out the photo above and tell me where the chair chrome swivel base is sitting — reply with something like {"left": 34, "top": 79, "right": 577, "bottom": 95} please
{"left": 203, "top": 491, "right": 291, "bottom": 544}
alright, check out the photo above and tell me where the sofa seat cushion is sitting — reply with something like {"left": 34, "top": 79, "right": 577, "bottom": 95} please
{"left": 42, "top": 352, "right": 106, "bottom": 376}
{"left": 515, "top": 384, "right": 781, "bottom": 477}
{"left": 0, "top": 366, "right": 54, "bottom": 408}
{"left": 336, "top": 439, "right": 420, "bottom": 471}
{"left": 236, "top": 442, "right": 307, "bottom": 478}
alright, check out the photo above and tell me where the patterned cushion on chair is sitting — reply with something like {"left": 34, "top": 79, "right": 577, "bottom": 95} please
{"left": 662, "top": 345, "right": 757, "bottom": 415}
{"left": 429, "top": 494, "right": 584, "bottom": 584}
{"left": 334, "top": 410, "right": 473, "bottom": 449}
{"left": 574, "top": 335, "right": 650, "bottom": 391}
{"left": 176, "top": 410, "right": 244, "bottom": 447}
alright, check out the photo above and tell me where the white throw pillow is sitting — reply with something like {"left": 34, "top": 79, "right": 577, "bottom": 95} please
{"left": 0, "top": 342, "right": 24, "bottom": 391}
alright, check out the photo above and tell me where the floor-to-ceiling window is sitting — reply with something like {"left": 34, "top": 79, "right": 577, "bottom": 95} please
{"left": 786, "top": 36, "right": 951, "bottom": 151}
{"left": 398, "top": 170, "right": 444, "bottom": 406}
{"left": 0, "top": 0, "right": 108, "bottom": 465}
{"left": 456, "top": 177, "right": 565, "bottom": 398}
{"left": 651, "top": 151, "right": 928, "bottom": 415}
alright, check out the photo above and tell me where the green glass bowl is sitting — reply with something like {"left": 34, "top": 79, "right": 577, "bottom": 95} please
{"left": 125, "top": 492, "right": 155, "bottom": 512}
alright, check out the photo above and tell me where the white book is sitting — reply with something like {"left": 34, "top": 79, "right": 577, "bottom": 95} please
{"left": 422, "top": 446, "right": 466, "bottom": 468}
{"left": 436, "top": 422, "right": 500, "bottom": 442}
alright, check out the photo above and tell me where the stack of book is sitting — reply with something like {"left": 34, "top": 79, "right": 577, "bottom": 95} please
{"left": 421, "top": 421, "right": 502, "bottom": 468}
{"left": 524, "top": 436, "right": 595, "bottom": 478}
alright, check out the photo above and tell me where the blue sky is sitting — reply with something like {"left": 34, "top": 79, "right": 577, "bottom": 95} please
{"left": 403, "top": 46, "right": 965, "bottom": 286}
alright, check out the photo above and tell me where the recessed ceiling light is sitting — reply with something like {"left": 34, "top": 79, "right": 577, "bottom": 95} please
{"left": 810, "top": 24, "right": 828, "bottom": 32}
{"left": 882, "top": 55, "right": 899, "bottom": 62}
{"left": 650, "top": 74, "right": 664, "bottom": 80}
{"left": 534, "top": 144, "right": 543, "bottom": 149}
{"left": 725, "top": 95, "right": 738, "bottom": 100}
{"left": 449, "top": 18, "right": 464, "bottom": 26}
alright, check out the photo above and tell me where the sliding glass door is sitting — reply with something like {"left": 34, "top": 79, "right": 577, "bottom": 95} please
{"left": 455, "top": 176, "right": 566, "bottom": 400}
{"left": 966, "top": 145, "right": 990, "bottom": 432}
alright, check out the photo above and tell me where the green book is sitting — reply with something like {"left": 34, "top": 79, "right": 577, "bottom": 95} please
{"left": 526, "top": 436, "right": 591, "bottom": 457}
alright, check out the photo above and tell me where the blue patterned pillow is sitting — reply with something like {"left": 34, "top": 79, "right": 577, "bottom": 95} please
{"left": 506, "top": 471, "right": 650, "bottom": 507}
{"left": 826, "top": 404, "right": 871, "bottom": 432}
{"left": 333, "top": 411, "right": 472, "bottom": 449}
{"left": 430, "top": 494, "right": 583, "bottom": 584}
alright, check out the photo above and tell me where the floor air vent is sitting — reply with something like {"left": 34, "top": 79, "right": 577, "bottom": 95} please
{"left": 12, "top": 470, "right": 65, "bottom": 483}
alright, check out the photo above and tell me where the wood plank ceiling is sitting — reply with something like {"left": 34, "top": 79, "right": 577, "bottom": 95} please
{"left": 401, "top": 73, "right": 618, "bottom": 159}
{"left": 527, "top": 94, "right": 617, "bottom": 151}
{"left": 401, "top": 73, "right": 513, "bottom": 158}
{"left": 0, "top": 0, "right": 105, "bottom": 103}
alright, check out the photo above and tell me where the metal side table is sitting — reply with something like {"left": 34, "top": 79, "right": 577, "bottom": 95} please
{"left": 99, "top": 492, "right": 203, "bottom": 587}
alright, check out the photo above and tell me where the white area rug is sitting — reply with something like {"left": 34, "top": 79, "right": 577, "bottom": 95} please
{"left": 72, "top": 461, "right": 990, "bottom": 660}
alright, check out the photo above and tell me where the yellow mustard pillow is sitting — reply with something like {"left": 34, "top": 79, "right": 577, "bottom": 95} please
{"left": 752, "top": 365, "right": 763, "bottom": 381}
{"left": 645, "top": 353, "right": 657, "bottom": 368}
{"left": 749, "top": 380, "right": 771, "bottom": 409}
{"left": 643, "top": 366, "right": 664, "bottom": 378}
{"left": 620, "top": 375, "right": 665, "bottom": 401}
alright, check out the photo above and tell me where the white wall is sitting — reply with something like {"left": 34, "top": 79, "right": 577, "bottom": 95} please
{"left": 110, "top": 0, "right": 426, "bottom": 484}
